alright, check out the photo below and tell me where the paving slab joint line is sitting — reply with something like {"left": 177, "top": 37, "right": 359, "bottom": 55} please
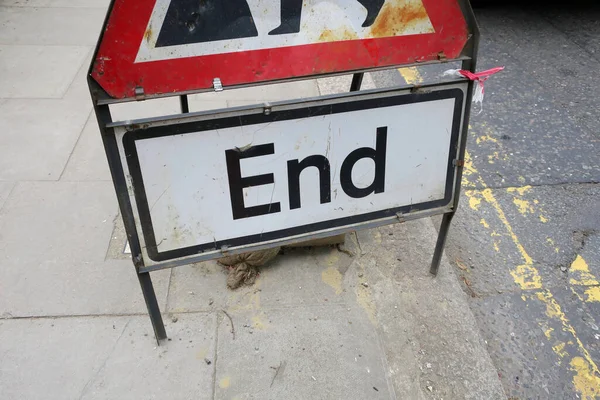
{"left": 0, "top": 181, "right": 17, "bottom": 213}
{"left": 104, "top": 212, "right": 124, "bottom": 261}
{"left": 77, "top": 318, "right": 132, "bottom": 400}
{"left": 58, "top": 109, "right": 95, "bottom": 181}
{"left": 0, "top": 310, "right": 212, "bottom": 321}
{"left": 164, "top": 268, "right": 174, "bottom": 312}
{"left": 166, "top": 310, "right": 219, "bottom": 315}
{"left": 370, "top": 314, "right": 399, "bottom": 400}
{"left": 211, "top": 311, "right": 221, "bottom": 400}
{"left": 62, "top": 46, "right": 96, "bottom": 99}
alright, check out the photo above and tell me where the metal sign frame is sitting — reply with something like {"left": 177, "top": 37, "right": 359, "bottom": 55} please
{"left": 88, "top": 0, "right": 480, "bottom": 343}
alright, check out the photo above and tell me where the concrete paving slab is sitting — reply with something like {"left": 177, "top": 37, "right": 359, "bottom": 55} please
{"left": 0, "top": 45, "right": 93, "bottom": 180}
{"left": 352, "top": 220, "right": 507, "bottom": 400}
{"left": 0, "top": 313, "right": 216, "bottom": 400}
{"left": 167, "top": 261, "right": 230, "bottom": 314}
{"left": 255, "top": 247, "right": 351, "bottom": 308}
{"left": 0, "top": 97, "right": 91, "bottom": 180}
{"left": 61, "top": 114, "right": 111, "bottom": 181}
{"left": 186, "top": 95, "right": 228, "bottom": 113}
{"left": 0, "top": 6, "right": 106, "bottom": 46}
{"left": 214, "top": 305, "right": 392, "bottom": 400}
{"left": 166, "top": 220, "right": 505, "bottom": 399}
{"left": 210, "top": 80, "right": 320, "bottom": 107}
{"left": 0, "top": 181, "right": 169, "bottom": 316}
{"left": 0, "top": 44, "right": 90, "bottom": 98}
{"left": 109, "top": 97, "right": 182, "bottom": 122}
{"left": 107, "top": 94, "right": 227, "bottom": 122}
{"left": 105, "top": 212, "right": 134, "bottom": 261}
{"left": 0, "top": 316, "right": 134, "bottom": 400}
{"left": 62, "top": 47, "right": 96, "bottom": 103}
{"left": 317, "top": 72, "right": 377, "bottom": 96}
{"left": 80, "top": 313, "right": 217, "bottom": 400}
{"left": 167, "top": 246, "right": 351, "bottom": 314}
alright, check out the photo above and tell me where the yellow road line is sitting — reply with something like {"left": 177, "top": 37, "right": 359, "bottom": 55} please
{"left": 398, "top": 67, "right": 423, "bottom": 85}
{"left": 462, "top": 152, "right": 541, "bottom": 288}
{"left": 400, "top": 65, "right": 600, "bottom": 394}
{"left": 398, "top": 65, "right": 600, "bottom": 398}
{"left": 464, "top": 152, "right": 600, "bottom": 397}
{"left": 535, "top": 290, "right": 600, "bottom": 398}
{"left": 569, "top": 255, "right": 600, "bottom": 303}
{"left": 570, "top": 255, "right": 599, "bottom": 287}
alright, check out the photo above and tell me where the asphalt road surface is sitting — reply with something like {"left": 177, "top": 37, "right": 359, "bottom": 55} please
{"left": 372, "top": 3, "right": 600, "bottom": 399}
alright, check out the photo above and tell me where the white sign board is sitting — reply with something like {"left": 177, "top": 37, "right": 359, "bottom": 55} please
{"left": 116, "top": 84, "right": 466, "bottom": 267}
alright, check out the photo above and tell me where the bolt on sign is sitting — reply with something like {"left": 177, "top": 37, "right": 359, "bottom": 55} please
{"left": 88, "top": 0, "right": 480, "bottom": 342}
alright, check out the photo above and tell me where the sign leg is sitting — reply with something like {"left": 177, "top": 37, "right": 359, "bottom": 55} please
{"left": 350, "top": 73, "right": 364, "bottom": 92}
{"left": 180, "top": 95, "right": 189, "bottom": 114}
{"left": 137, "top": 272, "right": 167, "bottom": 343}
{"left": 430, "top": 212, "right": 455, "bottom": 276}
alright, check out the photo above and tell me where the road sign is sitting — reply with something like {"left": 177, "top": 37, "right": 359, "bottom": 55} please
{"left": 91, "top": 0, "right": 470, "bottom": 99}
{"left": 113, "top": 82, "right": 467, "bottom": 269}
{"left": 89, "top": 0, "right": 479, "bottom": 342}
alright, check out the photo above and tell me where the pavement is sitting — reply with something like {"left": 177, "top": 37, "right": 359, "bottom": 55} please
{"left": 0, "top": 1, "right": 506, "bottom": 399}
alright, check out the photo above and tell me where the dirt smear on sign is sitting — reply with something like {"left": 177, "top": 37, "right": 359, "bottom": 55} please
{"left": 318, "top": 26, "right": 359, "bottom": 42}
{"left": 144, "top": 23, "right": 153, "bottom": 43}
{"left": 368, "top": 0, "right": 433, "bottom": 38}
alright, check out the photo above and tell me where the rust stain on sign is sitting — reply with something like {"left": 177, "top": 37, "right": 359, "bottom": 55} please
{"left": 319, "top": 26, "right": 359, "bottom": 42}
{"left": 144, "top": 24, "right": 153, "bottom": 43}
{"left": 369, "top": 0, "right": 432, "bottom": 38}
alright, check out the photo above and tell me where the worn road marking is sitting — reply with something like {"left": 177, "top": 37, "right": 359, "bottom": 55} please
{"left": 570, "top": 255, "right": 598, "bottom": 287}
{"left": 397, "top": 67, "right": 600, "bottom": 397}
{"left": 506, "top": 185, "right": 549, "bottom": 222}
{"left": 398, "top": 67, "right": 423, "bottom": 85}
{"left": 571, "top": 357, "right": 600, "bottom": 399}
{"left": 219, "top": 376, "right": 231, "bottom": 389}
{"left": 535, "top": 290, "right": 600, "bottom": 398}
{"left": 569, "top": 255, "right": 600, "bottom": 303}
{"left": 322, "top": 266, "right": 343, "bottom": 295}
{"left": 465, "top": 148, "right": 600, "bottom": 398}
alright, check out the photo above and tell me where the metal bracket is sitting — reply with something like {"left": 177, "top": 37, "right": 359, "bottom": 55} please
{"left": 213, "top": 78, "right": 223, "bottom": 92}
{"left": 263, "top": 102, "right": 272, "bottom": 115}
{"left": 134, "top": 86, "right": 145, "bottom": 101}
{"left": 410, "top": 85, "right": 431, "bottom": 94}
{"left": 132, "top": 253, "right": 143, "bottom": 268}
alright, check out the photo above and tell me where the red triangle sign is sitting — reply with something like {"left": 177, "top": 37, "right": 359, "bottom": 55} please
{"left": 91, "top": 0, "right": 470, "bottom": 99}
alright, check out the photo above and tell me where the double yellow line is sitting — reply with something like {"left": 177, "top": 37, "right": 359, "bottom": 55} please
{"left": 398, "top": 67, "right": 600, "bottom": 399}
